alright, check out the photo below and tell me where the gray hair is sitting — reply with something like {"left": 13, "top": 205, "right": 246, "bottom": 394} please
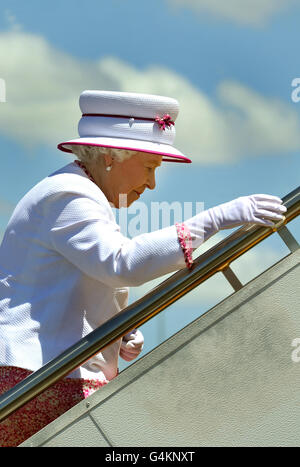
{"left": 70, "top": 145, "right": 134, "bottom": 164}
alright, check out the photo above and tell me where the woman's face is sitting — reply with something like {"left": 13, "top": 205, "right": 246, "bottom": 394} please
{"left": 106, "top": 152, "right": 163, "bottom": 208}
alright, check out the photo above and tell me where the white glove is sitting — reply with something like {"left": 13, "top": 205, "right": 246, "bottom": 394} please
{"left": 185, "top": 194, "right": 287, "bottom": 249}
{"left": 120, "top": 329, "right": 144, "bottom": 362}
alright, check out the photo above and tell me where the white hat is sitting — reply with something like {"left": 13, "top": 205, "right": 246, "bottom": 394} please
{"left": 57, "top": 90, "right": 191, "bottom": 163}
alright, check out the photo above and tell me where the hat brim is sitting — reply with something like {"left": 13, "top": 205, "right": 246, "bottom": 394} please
{"left": 57, "top": 137, "right": 191, "bottom": 163}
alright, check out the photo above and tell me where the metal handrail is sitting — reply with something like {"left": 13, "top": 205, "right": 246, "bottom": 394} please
{"left": 0, "top": 186, "right": 299, "bottom": 423}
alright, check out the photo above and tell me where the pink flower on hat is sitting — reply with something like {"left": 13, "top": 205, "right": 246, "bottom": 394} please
{"left": 155, "top": 114, "right": 175, "bottom": 131}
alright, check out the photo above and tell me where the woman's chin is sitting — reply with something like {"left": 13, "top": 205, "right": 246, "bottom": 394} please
{"left": 127, "top": 193, "right": 139, "bottom": 207}
{"left": 114, "top": 192, "right": 139, "bottom": 208}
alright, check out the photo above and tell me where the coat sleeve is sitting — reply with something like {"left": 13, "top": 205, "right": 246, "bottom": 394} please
{"left": 47, "top": 191, "right": 186, "bottom": 287}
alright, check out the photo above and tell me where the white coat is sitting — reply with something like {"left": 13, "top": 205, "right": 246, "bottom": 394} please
{"left": 0, "top": 162, "right": 186, "bottom": 381}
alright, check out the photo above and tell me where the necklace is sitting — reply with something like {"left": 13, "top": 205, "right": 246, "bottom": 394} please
{"left": 74, "top": 160, "right": 97, "bottom": 185}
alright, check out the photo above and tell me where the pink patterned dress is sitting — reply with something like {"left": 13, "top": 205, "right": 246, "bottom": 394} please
{"left": 0, "top": 366, "right": 107, "bottom": 447}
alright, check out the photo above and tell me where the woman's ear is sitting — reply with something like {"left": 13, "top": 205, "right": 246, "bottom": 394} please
{"left": 103, "top": 150, "right": 113, "bottom": 170}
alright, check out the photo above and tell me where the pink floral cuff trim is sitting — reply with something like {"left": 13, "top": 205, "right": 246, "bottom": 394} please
{"left": 175, "top": 222, "right": 193, "bottom": 269}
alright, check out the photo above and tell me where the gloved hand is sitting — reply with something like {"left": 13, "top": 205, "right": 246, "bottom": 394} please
{"left": 185, "top": 194, "right": 287, "bottom": 249}
{"left": 120, "top": 329, "right": 144, "bottom": 362}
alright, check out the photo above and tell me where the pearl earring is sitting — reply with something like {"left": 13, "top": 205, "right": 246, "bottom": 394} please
{"left": 106, "top": 165, "right": 112, "bottom": 172}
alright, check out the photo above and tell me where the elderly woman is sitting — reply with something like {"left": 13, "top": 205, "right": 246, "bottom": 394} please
{"left": 0, "top": 91, "right": 286, "bottom": 446}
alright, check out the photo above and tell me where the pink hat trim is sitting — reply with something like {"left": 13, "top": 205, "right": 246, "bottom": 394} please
{"left": 57, "top": 141, "right": 192, "bottom": 163}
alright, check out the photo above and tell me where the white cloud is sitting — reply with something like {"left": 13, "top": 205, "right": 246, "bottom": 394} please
{"left": 1, "top": 31, "right": 300, "bottom": 162}
{"left": 0, "top": 31, "right": 120, "bottom": 150}
{"left": 167, "top": 0, "right": 297, "bottom": 26}
{"left": 105, "top": 57, "right": 300, "bottom": 161}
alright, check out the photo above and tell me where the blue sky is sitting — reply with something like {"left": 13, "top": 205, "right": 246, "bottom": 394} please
{"left": 0, "top": 1, "right": 299, "bottom": 368}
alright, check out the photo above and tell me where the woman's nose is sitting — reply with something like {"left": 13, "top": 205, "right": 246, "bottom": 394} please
{"left": 147, "top": 171, "right": 156, "bottom": 190}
